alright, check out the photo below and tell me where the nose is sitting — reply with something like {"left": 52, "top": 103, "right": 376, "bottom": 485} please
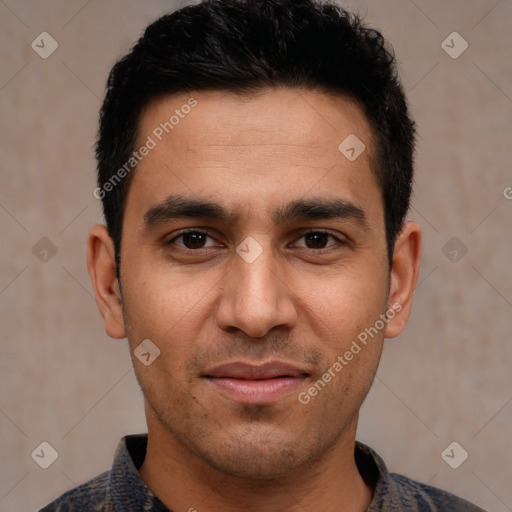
{"left": 215, "top": 242, "right": 298, "bottom": 338}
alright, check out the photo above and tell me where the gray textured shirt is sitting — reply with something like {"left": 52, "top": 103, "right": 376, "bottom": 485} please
{"left": 39, "top": 434, "right": 486, "bottom": 511}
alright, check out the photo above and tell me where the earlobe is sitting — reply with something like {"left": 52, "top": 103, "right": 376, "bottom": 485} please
{"left": 384, "top": 221, "right": 422, "bottom": 339}
{"left": 86, "top": 225, "right": 126, "bottom": 339}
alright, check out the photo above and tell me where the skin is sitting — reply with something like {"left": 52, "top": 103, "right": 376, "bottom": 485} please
{"left": 87, "top": 87, "right": 422, "bottom": 512}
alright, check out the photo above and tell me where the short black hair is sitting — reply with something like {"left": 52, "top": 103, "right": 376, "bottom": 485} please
{"left": 95, "top": 0, "right": 415, "bottom": 272}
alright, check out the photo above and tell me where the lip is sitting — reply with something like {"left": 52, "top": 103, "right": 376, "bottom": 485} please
{"left": 204, "top": 361, "right": 309, "bottom": 404}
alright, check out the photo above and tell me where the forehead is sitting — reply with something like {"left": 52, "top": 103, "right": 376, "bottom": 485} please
{"left": 126, "top": 87, "right": 381, "bottom": 227}
{"left": 139, "top": 87, "right": 374, "bottom": 156}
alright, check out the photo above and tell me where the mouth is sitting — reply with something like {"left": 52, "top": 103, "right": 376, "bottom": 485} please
{"left": 203, "top": 361, "right": 309, "bottom": 404}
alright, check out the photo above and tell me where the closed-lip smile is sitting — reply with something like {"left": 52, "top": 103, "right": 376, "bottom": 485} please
{"left": 203, "top": 361, "right": 309, "bottom": 404}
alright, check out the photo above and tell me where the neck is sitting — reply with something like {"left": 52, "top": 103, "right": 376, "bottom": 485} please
{"left": 139, "top": 413, "right": 373, "bottom": 512}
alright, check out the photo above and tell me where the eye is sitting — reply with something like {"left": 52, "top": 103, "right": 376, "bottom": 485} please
{"left": 292, "top": 231, "right": 341, "bottom": 250}
{"left": 168, "top": 230, "right": 219, "bottom": 250}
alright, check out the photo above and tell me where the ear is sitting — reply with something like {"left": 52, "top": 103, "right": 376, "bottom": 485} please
{"left": 86, "top": 225, "right": 126, "bottom": 339}
{"left": 384, "top": 221, "right": 422, "bottom": 339}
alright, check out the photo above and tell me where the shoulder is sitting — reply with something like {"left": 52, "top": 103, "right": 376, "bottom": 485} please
{"left": 355, "top": 442, "right": 486, "bottom": 511}
{"left": 386, "top": 472, "right": 487, "bottom": 511}
{"left": 37, "top": 470, "right": 109, "bottom": 511}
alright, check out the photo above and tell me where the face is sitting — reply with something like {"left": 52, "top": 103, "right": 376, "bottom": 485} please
{"left": 91, "top": 88, "right": 417, "bottom": 479}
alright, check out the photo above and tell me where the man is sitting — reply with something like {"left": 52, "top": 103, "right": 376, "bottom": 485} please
{"left": 40, "top": 0, "right": 485, "bottom": 510}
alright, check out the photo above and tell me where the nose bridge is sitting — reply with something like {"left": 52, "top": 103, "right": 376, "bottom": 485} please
{"left": 215, "top": 239, "right": 296, "bottom": 337}
{"left": 239, "top": 252, "right": 279, "bottom": 306}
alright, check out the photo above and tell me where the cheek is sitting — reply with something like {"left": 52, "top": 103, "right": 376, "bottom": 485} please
{"left": 295, "top": 265, "right": 389, "bottom": 346}
{"left": 297, "top": 336, "right": 383, "bottom": 440}
{"left": 120, "top": 262, "right": 226, "bottom": 377}
{"left": 122, "top": 257, "right": 213, "bottom": 328}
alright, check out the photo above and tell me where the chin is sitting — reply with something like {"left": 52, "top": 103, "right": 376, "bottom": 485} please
{"left": 205, "top": 448, "right": 305, "bottom": 480}
{"left": 189, "top": 426, "right": 326, "bottom": 480}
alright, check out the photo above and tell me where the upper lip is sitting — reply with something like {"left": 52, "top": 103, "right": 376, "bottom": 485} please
{"left": 204, "top": 361, "right": 309, "bottom": 380}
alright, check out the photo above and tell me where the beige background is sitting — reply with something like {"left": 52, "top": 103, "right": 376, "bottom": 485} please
{"left": 1, "top": 0, "right": 511, "bottom": 511}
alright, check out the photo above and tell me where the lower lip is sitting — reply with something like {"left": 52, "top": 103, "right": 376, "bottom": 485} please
{"left": 206, "top": 376, "right": 306, "bottom": 404}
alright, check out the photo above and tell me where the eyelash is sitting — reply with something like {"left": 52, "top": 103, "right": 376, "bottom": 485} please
{"left": 166, "top": 228, "right": 345, "bottom": 254}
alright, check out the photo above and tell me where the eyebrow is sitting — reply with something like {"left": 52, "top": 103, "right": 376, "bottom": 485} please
{"left": 143, "top": 194, "right": 368, "bottom": 230}
{"left": 143, "top": 195, "right": 235, "bottom": 229}
{"left": 273, "top": 197, "right": 368, "bottom": 227}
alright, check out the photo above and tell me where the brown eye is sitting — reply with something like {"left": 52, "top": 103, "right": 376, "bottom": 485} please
{"left": 182, "top": 232, "right": 208, "bottom": 249}
{"left": 294, "top": 231, "right": 338, "bottom": 250}
{"left": 170, "top": 230, "right": 217, "bottom": 250}
{"left": 304, "top": 232, "right": 330, "bottom": 249}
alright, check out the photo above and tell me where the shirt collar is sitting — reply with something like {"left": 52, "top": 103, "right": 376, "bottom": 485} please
{"left": 106, "top": 434, "right": 389, "bottom": 511}
{"left": 106, "top": 434, "right": 169, "bottom": 511}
